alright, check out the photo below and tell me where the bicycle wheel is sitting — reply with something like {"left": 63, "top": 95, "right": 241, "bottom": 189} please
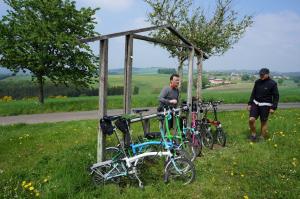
{"left": 216, "top": 127, "right": 226, "bottom": 147}
{"left": 92, "top": 161, "right": 127, "bottom": 185}
{"left": 179, "top": 140, "right": 195, "bottom": 161}
{"left": 202, "top": 129, "right": 214, "bottom": 149}
{"left": 164, "top": 157, "right": 195, "bottom": 185}
{"left": 105, "top": 147, "right": 123, "bottom": 160}
{"left": 192, "top": 133, "right": 202, "bottom": 158}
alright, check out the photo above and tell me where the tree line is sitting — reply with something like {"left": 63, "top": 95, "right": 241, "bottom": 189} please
{"left": 0, "top": 81, "right": 139, "bottom": 99}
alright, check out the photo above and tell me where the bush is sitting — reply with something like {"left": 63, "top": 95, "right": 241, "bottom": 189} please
{"left": 157, "top": 68, "right": 177, "bottom": 74}
{"left": 1, "top": 95, "right": 13, "bottom": 102}
{"left": 241, "top": 74, "right": 250, "bottom": 81}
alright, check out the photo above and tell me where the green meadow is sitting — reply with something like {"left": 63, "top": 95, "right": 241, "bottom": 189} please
{"left": 0, "top": 74, "right": 299, "bottom": 116}
{"left": 1, "top": 109, "right": 300, "bottom": 198}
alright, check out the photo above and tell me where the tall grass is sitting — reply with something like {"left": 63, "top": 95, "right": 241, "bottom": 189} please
{"left": 1, "top": 86, "right": 299, "bottom": 116}
{"left": 0, "top": 110, "right": 300, "bottom": 198}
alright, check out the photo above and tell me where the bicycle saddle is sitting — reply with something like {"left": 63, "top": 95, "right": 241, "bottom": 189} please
{"left": 144, "top": 132, "right": 161, "bottom": 139}
{"left": 132, "top": 109, "right": 149, "bottom": 114}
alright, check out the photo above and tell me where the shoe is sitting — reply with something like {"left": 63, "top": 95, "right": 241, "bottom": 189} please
{"left": 248, "top": 135, "right": 257, "bottom": 142}
{"left": 259, "top": 136, "right": 265, "bottom": 142}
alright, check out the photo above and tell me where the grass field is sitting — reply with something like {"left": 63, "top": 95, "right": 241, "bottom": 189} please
{"left": 1, "top": 109, "right": 300, "bottom": 198}
{"left": 1, "top": 74, "right": 299, "bottom": 116}
{"left": 0, "top": 86, "right": 299, "bottom": 116}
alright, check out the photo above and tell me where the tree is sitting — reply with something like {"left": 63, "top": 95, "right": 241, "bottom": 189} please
{"left": 278, "top": 78, "right": 284, "bottom": 85}
{"left": 145, "top": 0, "right": 253, "bottom": 98}
{"left": 241, "top": 74, "right": 250, "bottom": 81}
{"left": 0, "top": 0, "right": 99, "bottom": 103}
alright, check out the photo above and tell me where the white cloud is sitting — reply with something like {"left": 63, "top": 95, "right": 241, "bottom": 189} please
{"left": 205, "top": 11, "right": 300, "bottom": 72}
{"left": 133, "top": 17, "right": 151, "bottom": 28}
{"left": 77, "top": 0, "right": 134, "bottom": 12}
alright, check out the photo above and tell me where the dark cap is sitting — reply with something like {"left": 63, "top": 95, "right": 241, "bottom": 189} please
{"left": 259, "top": 68, "right": 270, "bottom": 75}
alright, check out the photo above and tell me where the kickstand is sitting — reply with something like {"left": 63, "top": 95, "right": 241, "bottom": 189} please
{"left": 134, "top": 170, "right": 144, "bottom": 189}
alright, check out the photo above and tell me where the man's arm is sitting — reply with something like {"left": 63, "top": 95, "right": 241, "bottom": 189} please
{"left": 248, "top": 81, "right": 257, "bottom": 105}
{"left": 271, "top": 83, "right": 279, "bottom": 110}
{"left": 159, "top": 87, "right": 170, "bottom": 105}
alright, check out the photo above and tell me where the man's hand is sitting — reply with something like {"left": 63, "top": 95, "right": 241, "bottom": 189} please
{"left": 169, "top": 99, "right": 177, "bottom": 104}
{"left": 269, "top": 109, "right": 275, "bottom": 114}
{"left": 247, "top": 105, "right": 251, "bottom": 111}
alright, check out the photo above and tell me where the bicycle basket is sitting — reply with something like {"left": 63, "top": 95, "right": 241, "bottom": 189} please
{"left": 115, "top": 118, "right": 130, "bottom": 135}
{"left": 100, "top": 118, "right": 114, "bottom": 135}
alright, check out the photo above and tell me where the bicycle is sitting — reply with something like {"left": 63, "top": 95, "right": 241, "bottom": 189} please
{"left": 207, "top": 101, "right": 227, "bottom": 147}
{"left": 90, "top": 115, "right": 195, "bottom": 188}
{"left": 197, "top": 101, "right": 214, "bottom": 149}
{"left": 180, "top": 102, "right": 202, "bottom": 161}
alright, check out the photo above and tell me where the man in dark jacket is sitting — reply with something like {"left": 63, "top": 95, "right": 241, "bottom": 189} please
{"left": 158, "top": 74, "right": 180, "bottom": 129}
{"left": 158, "top": 74, "right": 180, "bottom": 109}
{"left": 248, "top": 68, "right": 279, "bottom": 141}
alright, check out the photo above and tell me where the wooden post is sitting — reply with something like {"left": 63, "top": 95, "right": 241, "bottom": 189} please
{"left": 196, "top": 53, "right": 203, "bottom": 101}
{"left": 97, "top": 39, "right": 109, "bottom": 162}
{"left": 143, "top": 119, "right": 150, "bottom": 135}
{"left": 187, "top": 48, "right": 195, "bottom": 127}
{"left": 124, "top": 34, "right": 133, "bottom": 114}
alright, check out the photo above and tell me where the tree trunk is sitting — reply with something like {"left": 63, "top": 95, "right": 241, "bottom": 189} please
{"left": 37, "top": 75, "right": 44, "bottom": 104}
{"left": 177, "top": 57, "right": 184, "bottom": 92}
{"left": 196, "top": 54, "right": 203, "bottom": 101}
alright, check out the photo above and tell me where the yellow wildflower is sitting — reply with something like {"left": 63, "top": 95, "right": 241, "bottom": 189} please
{"left": 35, "top": 192, "right": 40, "bottom": 197}
{"left": 243, "top": 195, "right": 249, "bottom": 199}
{"left": 43, "top": 178, "right": 48, "bottom": 183}
{"left": 29, "top": 186, "right": 34, "bottom": 191}
{"left": 22, "top": 181, "right": 26, "bottom": 186}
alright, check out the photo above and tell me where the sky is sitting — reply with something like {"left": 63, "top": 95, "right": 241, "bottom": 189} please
{"left": 1, "top": 0, "right": 300, "bottom": 72}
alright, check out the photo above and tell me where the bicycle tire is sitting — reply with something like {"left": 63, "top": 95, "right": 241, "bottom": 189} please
{"left": 202, "top": 129, "right": 214, "bottom": 149}
{"left": 105, "top": 147, "right": 123, "bottom": 160}
{"left": 179, "top": 140, "right": 195, "bottom": 161}
{"left": 216, "top": 127, "right": 226, "bottom": 147}
{"left": 192, "top": 133, "right": 202, "bottom": 158}
{"left": 164, "top": 156, "right": 195, "bottom": 185}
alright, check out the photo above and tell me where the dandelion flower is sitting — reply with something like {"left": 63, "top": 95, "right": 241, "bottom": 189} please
{"left": 243, "top": 195, "right": 249, "bottom": 199}
{"left": 22, "top": 181, "right": 26, "bottom": 186}
{"left": 29, "top": 186, "right": 34, "bottom": 191}
{"left": 24, "top": 182, "right": 31, "bottom": 189}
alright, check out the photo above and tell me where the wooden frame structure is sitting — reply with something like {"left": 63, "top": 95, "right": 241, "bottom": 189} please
{"left": 81, "top": 25, "right": 208, "bottom": 162}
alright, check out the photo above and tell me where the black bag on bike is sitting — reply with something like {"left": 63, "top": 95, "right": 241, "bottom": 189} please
{"left": 115, "top": 118, "right": 130, "bottom": 134}
{"left": 115, "top": 118, "right": 131, "bottom": 147}
{"left": 100, "top": 117, "right": 114, "bottom": 135}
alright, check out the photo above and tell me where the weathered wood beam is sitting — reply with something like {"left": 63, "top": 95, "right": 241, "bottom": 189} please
{"left": 97, "top": 39, "right": 109, "bottom": 162}
{"left": 81, "top": 25, "right": 168, "bottom": 43}
{"left": 196, "top": 54, "right": 203, "bottom": 101}
{"left": 132, "top": 34, "right": 190, "bottom": 49}
{"left": 187, "top": 48, "right": 195, "bottom": 127}
{"left": 124, "top": 34, "right": 133, "bottom": 114}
